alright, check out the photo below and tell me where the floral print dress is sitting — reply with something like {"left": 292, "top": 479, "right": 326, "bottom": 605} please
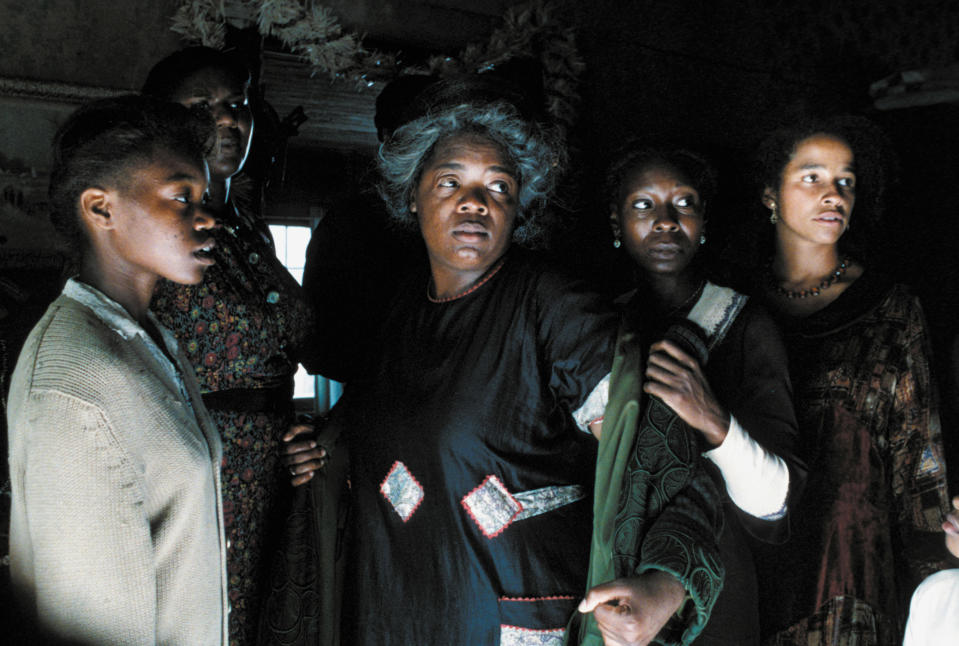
{"left": 152, "top": 205, "right": 313, "bottom": 646}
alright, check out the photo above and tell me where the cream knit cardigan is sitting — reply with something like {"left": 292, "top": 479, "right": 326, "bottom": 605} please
{"left": 7, "top": 283, "right": 229, "bottom": 645}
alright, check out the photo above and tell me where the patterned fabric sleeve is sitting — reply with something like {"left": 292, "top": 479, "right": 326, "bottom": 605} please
{"left": 607, "top": 323, "right": 726, "bottom": 646}
{"left": 574, "top": 326, "right": 724, "bottom": 646}
{"left": 635, "top": 465, "right": 726, "bottom": 646}
{"left": 888, "top": 293, "right": 950, "bottom": 585}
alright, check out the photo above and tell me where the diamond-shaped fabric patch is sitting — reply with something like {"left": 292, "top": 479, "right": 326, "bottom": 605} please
{"left": 380, "top": 461, "right": 424, "bottom": 522}
{"left": 461, "top": 474, "right": 522, "bottom": 538}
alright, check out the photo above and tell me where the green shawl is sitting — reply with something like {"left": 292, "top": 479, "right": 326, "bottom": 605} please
{"left": 571, "top": 283, "right": 747, "bottom": 646}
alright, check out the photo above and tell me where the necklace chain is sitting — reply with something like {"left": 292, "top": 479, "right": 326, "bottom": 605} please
{"left": 668, "top": 281, "right": 706, "bottom": 315}
{"left": 769, "top": 259, "right": 848, "bottom": 299}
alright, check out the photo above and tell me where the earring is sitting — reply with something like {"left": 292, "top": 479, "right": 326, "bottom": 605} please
{"left": 699, "top": 234, "right": 706, "bottom": 245}
{"left": 613, "top": 237, "right": 622, "bottom": 249}
{"left": 769, "top": 204, "right": 778, "bottom": 224}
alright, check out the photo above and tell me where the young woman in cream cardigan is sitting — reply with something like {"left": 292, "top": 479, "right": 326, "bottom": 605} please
{"left": 7, "top": 95, "right": 228, "bottom": 645}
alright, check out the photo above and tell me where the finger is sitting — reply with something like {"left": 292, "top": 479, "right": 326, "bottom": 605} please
{"left": 282, "top": 423, "right": 314, "bottom": 442}
{"left": 288, "top": 458, "right": 326, "bottom": 477}
{"left": 578, "top": 582, "right": 633, "bottom": 613}
{"left": 642, "top": 381, "right": 674, "bottom": 402}
{"left": 291, "top": 471, "right": 315, "bottom": 487}
{"left": 649, "top": 340, "right": 699, "bottom": 370}
{"left": 281, "top": 439, "right": 318, "bottom": 456}
{"left": 593, "top": 601, "right": 634, "bottom": 621}
{"left": 300, "top": 458, "right": 327, "bottom": 473}
{"left": 646, "top": 351, "right": 684, "bottom": 375}
{"left": 596, "top": 607, "right": 658, "bottom": 646}
{"left": 644, "top": 363, "right": 684, "bottom": 388}
{"left": 593, "top": 603, "right": 637, "bottom": 644}
{"left": 285, "top": 448, "right": 327, "bottom": 466}
{"left": 283, "top": 449, "right": 326, "bottom": 467}
{"left": 593, "top": 619, "right": 631, "bottom": 646}
{"left": 952, "top": 495, "right": 959, "bottom": 511}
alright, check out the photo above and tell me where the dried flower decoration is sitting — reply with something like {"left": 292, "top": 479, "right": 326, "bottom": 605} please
{"left": 170, "top": 0, "right": 582, "bottom": 135}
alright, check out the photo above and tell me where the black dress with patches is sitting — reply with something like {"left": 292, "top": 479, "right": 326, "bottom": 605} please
{"left": 342, "top": 250, "right": 618, "bottom": 646}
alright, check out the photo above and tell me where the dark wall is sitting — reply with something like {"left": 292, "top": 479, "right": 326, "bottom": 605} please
{"left": 0, "top": 0, "right": 180, "bottom": 88}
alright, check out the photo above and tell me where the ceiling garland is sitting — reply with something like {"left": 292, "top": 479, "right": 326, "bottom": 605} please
{"left": 170, "top": 0, "right": 583, "bottom": 136}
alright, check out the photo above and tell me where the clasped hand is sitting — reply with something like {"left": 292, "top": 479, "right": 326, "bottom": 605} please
{"left": 578, "top": 571, "right": 687, "bottom": 646}
{"left": 643, "top": 339, "right": 729, "bottom": 447}
{"left": 280, "top": 420, "right": 327, "bottom": 486}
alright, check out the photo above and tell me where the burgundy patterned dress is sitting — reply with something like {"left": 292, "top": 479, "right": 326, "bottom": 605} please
{"left": 755, "top": 273, "right": 950, "bottom": 646}
{"left": 152, "top": 205, "right": 313, "bottom": 646}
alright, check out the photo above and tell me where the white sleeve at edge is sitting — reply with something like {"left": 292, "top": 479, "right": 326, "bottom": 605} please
{"left": 572, "top": 373, "right": 610, "bottom": 433}
{"left": 704, "top": 415, "right": 789, "bottom": 519}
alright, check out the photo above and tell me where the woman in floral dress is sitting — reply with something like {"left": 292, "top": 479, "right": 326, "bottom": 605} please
{"left": 144, "top": 47, "right": 317, "bottom": 645}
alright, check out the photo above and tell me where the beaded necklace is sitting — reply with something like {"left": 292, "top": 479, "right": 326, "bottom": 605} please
{"left": 427, "top": 258, "right": 507, "bottom": 303}
{"left": 769, "top": 259, "right": 848, "bottom": 299}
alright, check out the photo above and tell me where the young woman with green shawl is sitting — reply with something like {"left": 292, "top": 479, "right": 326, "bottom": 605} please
{"left": 573, "top": 147, "right": 804, "bottom": 646}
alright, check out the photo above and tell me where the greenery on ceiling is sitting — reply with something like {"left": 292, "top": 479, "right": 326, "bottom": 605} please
{"left": 170, "top": 0, "right": 583, "bottom": 134}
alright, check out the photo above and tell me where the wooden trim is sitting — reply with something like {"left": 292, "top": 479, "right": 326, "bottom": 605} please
{"left": 0, "top": 76, "right": 127, "bottom": 105}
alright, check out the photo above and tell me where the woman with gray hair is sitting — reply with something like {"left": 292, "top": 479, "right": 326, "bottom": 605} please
{"left": 337, "top": 99, "right": 620, "bottom": 645}
{"left": 331, "top": 96, "right": 728, "bottom": 646}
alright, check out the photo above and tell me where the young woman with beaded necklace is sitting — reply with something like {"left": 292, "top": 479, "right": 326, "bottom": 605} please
{"left": 752, "top": 117, "right": 951, "bottom": 646}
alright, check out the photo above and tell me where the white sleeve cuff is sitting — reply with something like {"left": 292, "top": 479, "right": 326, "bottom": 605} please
{"left": 704, "top": 415, "right": 789, "bottom": 519}
{"left": 572, "top": 373, "right": 610, "bottom": 434}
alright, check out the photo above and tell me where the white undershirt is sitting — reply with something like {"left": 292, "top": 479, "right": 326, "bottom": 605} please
{"left": 575, "top": 380, "right": 790, "bottom": 520}
{"left": 704, "top": 415, "right": 790, "bottom": 519}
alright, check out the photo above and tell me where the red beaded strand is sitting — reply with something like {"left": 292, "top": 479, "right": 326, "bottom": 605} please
{"left": 427, "top": 258, "right": 507, "bottom": 303}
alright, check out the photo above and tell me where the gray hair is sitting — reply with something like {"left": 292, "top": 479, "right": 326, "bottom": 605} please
{"left": 377, "top": 101, "right": 560, "bottom": 244}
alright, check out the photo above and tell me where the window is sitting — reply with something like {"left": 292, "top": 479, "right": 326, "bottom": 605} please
{"left": 270, "top": 224, "right": 309, "bottom": 285}
{"left": 269, "top": 223, "right": 343, "bottom": 413}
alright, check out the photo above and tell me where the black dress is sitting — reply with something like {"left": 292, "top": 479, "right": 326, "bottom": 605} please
{"left": 622, "top": 292, "right": 804, "bottom": 646}
{"left": 342, "top": 250, "right": 618, "bottom": 646}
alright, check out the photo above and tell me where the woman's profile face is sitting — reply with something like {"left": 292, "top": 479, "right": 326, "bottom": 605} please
{"left": 103, "top": 150, "right": 217, "bottom": 286}
{"left": 764, "top": 134, "right": 856, "bottom": 249}
{"left": 613, "top": 161, "right": 705, "bottom": 278}
{"left": 411, "top": 133, "right": 519, "bottom": 281}
{"left": 170, "top": 66, "right": 253, "bottom": 181}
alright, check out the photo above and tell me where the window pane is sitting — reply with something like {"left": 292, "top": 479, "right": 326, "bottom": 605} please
{"left": 293, "top": 364, "right": 313, "bottom": 399}
{"left": 287, "top": 227, "right": 311, "bottom": 273}
{"left": 268, "top": 224, "right": 309, "bottom": 284}
{"left": 268, "top": 224, "right": 315, "bottom": 403}
{"left": 270, "top": 225, "right": 287, "bottom": 256}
